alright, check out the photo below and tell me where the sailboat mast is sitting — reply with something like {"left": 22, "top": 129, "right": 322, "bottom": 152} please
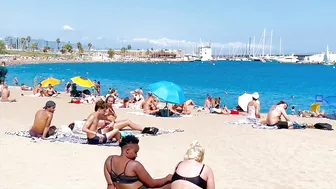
{"left": 269, "top": 29, "right": 273, "bottom": 56}
{"left": 262, "top": 28, "right": 266, "bottom": 57}
{"left": 279, "top": 37, "right": 282, "bottom": 55}
{"left": 252, "top": 36, "right": 256, "bottom": 56}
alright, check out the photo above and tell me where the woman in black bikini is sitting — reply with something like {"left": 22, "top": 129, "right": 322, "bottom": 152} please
{"left": 171, "top": 141, "right": 215, "bottom": 189}
{"left": 104, "top": 135, "right": 172, "bottom": 189}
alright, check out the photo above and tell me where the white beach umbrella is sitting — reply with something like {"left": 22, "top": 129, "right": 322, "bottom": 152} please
{"left": 238, "top": 93, "right": 252, "bottom": 112}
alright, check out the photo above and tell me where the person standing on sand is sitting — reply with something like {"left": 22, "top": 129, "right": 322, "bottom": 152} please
{"left": 104, "top": 135, "right": 172, "bottom": 189}
{"left": 1, "top": 84, "right": 16, "bottom": 102}
{"left": 0, "top": 61, "right": 8, "bottom": 84}
{"left": 266, "top": 101, "right": 294, "bottom": 129}
{"left": 29, "top": 101, "right": 57, "bottom": 139}
{"left": 82, "top": 100, "right": 120, "bottom": 144}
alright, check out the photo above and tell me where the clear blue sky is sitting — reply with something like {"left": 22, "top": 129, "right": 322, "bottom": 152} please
{"left": 1, "top": 0, "right": 335, "bottom": 53}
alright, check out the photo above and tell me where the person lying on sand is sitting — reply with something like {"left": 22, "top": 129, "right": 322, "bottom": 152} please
{"left": 29, "top": 101, "right": 57, "bottom": 139}
{"left": 82, "top": 100, "right": 120, "bottom": 145}
{"left": 172, "top": 103, "right": 191, "bottom": 115}
{"left": 1, "top": 84, "right": 16, "bottom": 102}
{"left": 105, "top": 96, "right": 158, "bottom": 134}
{"left": 104, "top": 135, "right": 172, "bottom": 189}
{"left": 266, "top": 101, "right": 294, "bottom": 129}
{"left": 171, "top": 141, "right": 215, "bottom": 189}
{"left": 21, "top": 83, "right": 32, "bottom": 91}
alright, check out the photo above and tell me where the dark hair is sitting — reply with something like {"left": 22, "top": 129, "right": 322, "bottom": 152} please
{"left": 119, "top": 135, "right": 139, "bottom": 148}
{"left": 94, "top": 100, "right": 107, "bottom": 111}
{"left": 106, "top": 95, "right": 115, "bottom": 103}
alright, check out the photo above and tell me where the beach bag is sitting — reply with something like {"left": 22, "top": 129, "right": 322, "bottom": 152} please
{"left": 314, "top": 123, "right": 333, "bottom": 130}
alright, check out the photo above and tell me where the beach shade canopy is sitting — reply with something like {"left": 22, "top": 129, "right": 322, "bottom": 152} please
{"left": 41, "top": 77, "right": 60, "bottom": 87}
{"left": 311, "top": 103, "right": 321, "bottom": 113}
{"left": 71, "top": 76, "right": 94, "bottom": 88}
{"left": 238, "top": 93, "right": 252, "bottom": 112}
{"left": 149, "top": 81, "right": 186, "bottom": 104}
{"left": 324, "top": 96, "right": 336, "bottom": 106}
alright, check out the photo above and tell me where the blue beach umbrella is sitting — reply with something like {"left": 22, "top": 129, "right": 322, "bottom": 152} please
{"left": 149, "top": 81, "right": 186, "bottom": 105}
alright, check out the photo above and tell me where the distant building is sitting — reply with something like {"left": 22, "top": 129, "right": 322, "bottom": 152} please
{"left": 198, "top": 46, "right": 212, "bottom": 61}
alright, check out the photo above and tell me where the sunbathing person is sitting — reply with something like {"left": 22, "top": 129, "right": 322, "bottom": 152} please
{"left": 29, "top": 101, "right": 57, "bottom": 139}
{"left": 1, "top": 84, "right": 16, "bottom": 102}
{"left": 21, "top": 83, "right": 32, "bottom": 91}
{"left": 172, "top": 103, "right": 191, "bottom": 115}
{"left": 247, "top": 92, "right": 260, "bottom": 119}
{"left": 104, "top": 135, "right": 172, "bottom": 189}
{"left": 171, "top": 140, "right": 215, "bottom": 189}
{"left": 266, "top": 101, "right": 294, "bottom": 129}
{"left": 105, "top": 96, "right": 158, "bottom": 134}
{"left": 82, "top": 100, "right": 120, "bottom": 144}
{"left": 143, "top": 94, "right": 160, "bottom": 115}
{"left": 46, "top": 84, "right": 57, "bottom": 97}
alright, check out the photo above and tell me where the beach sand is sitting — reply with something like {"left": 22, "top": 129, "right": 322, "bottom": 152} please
{"left": 0, "top": 88, "right": 335, "bottom": 189}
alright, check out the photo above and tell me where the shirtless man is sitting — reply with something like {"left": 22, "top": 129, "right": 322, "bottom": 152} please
{"left": 82, "top": 100, "right": 120, "bottom": 145}
{"left": 29, "top": 101, "right": 57, "bottom": 139}
{"left": 266, "top": 101, "right": 294, "bottom": 129}
{"left": 143, "top": 93, "right": 160, "bottom": 115}
{"left": 1, "top": 84, "right": 16, "bottom": 102}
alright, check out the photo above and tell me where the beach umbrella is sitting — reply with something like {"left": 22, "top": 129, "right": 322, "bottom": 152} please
{"left": 324, "top": 96, "right": 336, "bottom": 106}
{"left": 71, "top": 76, "right": 95, "bottom": 88}
{"left": 41, "top": 77, "right": 60, "bottom": 87}
{"left": 238, "top": 93, "right": 252, "bottom": 112}
{"left": 149, "top": 81, "right": 186, "bottom": 105}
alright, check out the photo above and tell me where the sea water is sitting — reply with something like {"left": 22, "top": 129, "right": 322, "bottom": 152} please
{"left": 6, "top": 61, "right": 336, "bottom": 113}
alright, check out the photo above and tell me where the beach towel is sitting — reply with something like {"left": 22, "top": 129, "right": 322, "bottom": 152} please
{"left": 127, "top": 111, "right": 193, "bottom": 118}
{"left": 5, "top": 128, "right": 184, "bottom": 146}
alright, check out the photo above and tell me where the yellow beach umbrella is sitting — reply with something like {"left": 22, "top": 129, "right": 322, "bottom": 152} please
{"left": 311, "top": 103, "right": 321, "bottom": 114}
{"left": 71, "top": 76, "right": 95, "bottom": 88}
{"left": 41, "top": 77, "right": 61, "bottom": 87}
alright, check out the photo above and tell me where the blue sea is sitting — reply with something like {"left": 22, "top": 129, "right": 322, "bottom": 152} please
{"left": 6, "top": 61, "right": 336, "bottom": 113}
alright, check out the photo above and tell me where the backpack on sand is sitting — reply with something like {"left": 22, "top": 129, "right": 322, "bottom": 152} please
{"left": 314, "top": 123, "right": 333, "bottom": 130}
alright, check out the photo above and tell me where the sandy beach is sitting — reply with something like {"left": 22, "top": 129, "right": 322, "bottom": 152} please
{"left": 1, "top": 87, "right": 336, "bottom": 189}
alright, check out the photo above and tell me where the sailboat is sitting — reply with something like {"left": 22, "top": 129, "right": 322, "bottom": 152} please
{"left": 323, "top": 45, "right": 333, "bottom": 66}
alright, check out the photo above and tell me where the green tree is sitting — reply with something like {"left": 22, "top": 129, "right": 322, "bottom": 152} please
{"left": 77, "top": 42, "right": 84, "bottom": 54}
{"left": 56, "top": 38, "right": 61, "bottom": 50}
{"left": 88, "top": 43, "right": 92, "bottom": 51}
{"left": 0, "top": 40, "right": 6, "bottom": 53}
{"left": 121, "top": 47, "right": 127, "bottom": 56}
{"left": 108, "top": 49, "right": 115, "bottom": 58}
{"left": 63, "top": 44, "right": 73, "bottom": 53}
{"left": 31, "top": 42, "right": 38, "bottom": 52}
{"left": 127, "top": 44, "right": 132, "bottom": 50}
{"left": 26, "top": 36, "right": 31, "bottom": 49}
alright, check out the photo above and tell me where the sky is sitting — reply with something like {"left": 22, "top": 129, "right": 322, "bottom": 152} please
{"left": 1, "top": 0, "right": 335, "bottom": 54}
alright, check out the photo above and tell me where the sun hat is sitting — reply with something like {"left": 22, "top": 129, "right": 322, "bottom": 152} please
{"left": 252, "top": 92, "right": 259, "bottom": 99}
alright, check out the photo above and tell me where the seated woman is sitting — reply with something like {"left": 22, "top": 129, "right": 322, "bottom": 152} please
{"left": 247, "top": 92, "right": 260, "bottom": 119}
{"left": 171, "top": 141, "right": 215, "bottom": 189}
{"left": 104, "top": 135, "right": 172, "bottom": 189}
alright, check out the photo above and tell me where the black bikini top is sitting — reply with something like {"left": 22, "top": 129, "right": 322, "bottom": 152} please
{"left": 110, "top": 157, "right": 140, "bottom": 184}
{"left": 172, "top": 162, "right": 207, "bottom": 189}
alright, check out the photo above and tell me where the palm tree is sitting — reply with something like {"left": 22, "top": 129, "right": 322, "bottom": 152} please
{"left": 21, "top": 38, "right": 26, "bottom": 50}
{"left": 26, "top": 36, "right": 31, "bottom": 49}
{"left": 56, "top": 38, "right": 61, "bottom": 51}
{"left": 88, "top": 43, "right": 92, "bottom": 51}
{"left": 31, "top": 42, "right": 38, "bottom": 52}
